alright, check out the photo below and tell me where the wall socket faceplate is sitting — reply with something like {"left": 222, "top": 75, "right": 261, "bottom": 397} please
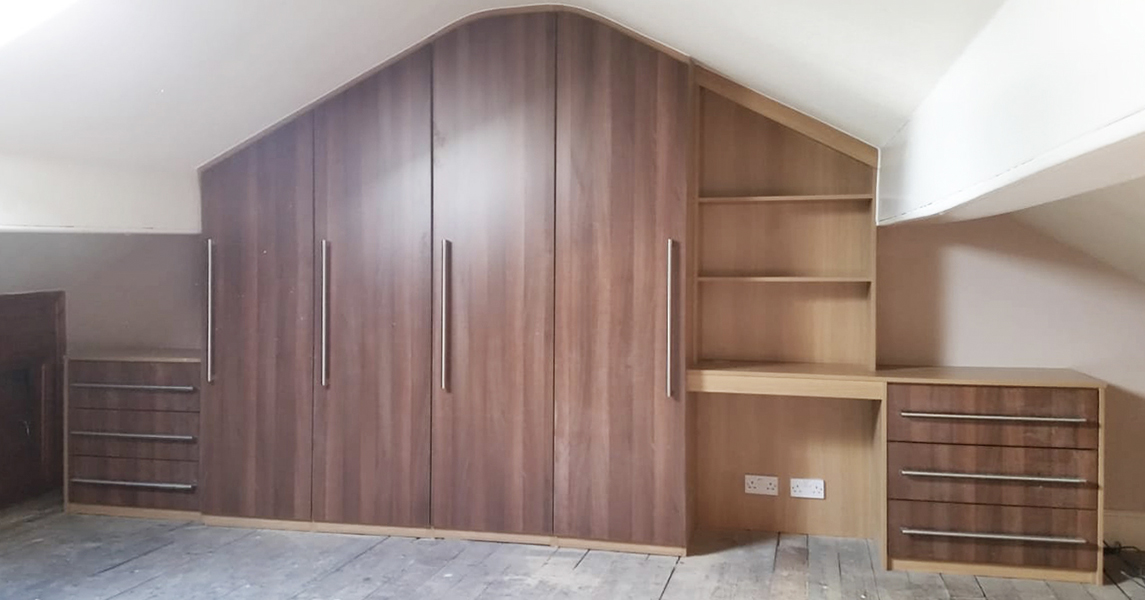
{"left": 790, "top": 478, "right": 826, "bottom": 499}
{"left": 744, "top": 475, "right": 779, "bottom": 496}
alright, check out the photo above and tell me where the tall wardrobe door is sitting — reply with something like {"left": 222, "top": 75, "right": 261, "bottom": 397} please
{"left": 554, "top": 14, "right": 690, "bottom": 547}
{"left": 432, "top": 13, "right": 556, "bottom": 535}
{"left": 200, "top": 115, "right": 315, "bottom": 521}
{"left": 313, "top": 48, "right": 433, "bottom": 527}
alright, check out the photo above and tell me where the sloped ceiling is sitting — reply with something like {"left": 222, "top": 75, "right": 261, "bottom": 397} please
{"left": 0, "top": 0, "right": 1003, "bottom": 172}
{"left": 1016, "top": 177, "right": 1145, "bottom": 284}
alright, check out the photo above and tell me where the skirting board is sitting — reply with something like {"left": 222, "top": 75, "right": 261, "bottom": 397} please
{"left": 72, "top": 506, "right": 685, "bottom": 557}
{"left": 1105, "top": 510, "right": 1145, "bottom": 549}
{"left": 888, "top": 558, "right": 1101, "bottom": 586}
{"left": 67, "top": 503, "right": 201, "bottom": 522}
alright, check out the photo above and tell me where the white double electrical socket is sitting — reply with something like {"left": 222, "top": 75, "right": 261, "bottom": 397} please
{"left": 790, "top": 478, "right": 825, "bottom": 499}
{"left": 744, "top": 475, "right": 779, "bottom": 496}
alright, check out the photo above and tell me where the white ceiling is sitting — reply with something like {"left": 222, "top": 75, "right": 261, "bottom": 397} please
{"left": 0, "top": 0, "right": 1003, "bottom": 172}
{"left": 1017, "top": 177, "right": 1145, "bottom": 284}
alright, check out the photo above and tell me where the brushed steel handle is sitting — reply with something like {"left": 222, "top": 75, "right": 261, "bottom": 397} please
{"left": 441, "top": 239, "right": 451, "bottom": 392}
{"left": 70, "top": 478, "right": 196, "bottom": 492}
{"left": 206, "top": 238, "right": 215, "bottom": 383}
{"left": 900, "top": 469, "right": 1086, "bottom": 485}
{"left": 901, "top": 527, "right": 1086, "bottom": 545}
{"left": 666, "top": 238, "right": 674, "bottom": 397}
{"left": 71, "top": 431, "right": 197, "bottom": 443}
{"left": 321, "top": 239, "right": 330, "bottom": 388}
{"left": 71, "top": 383, "right": 196, "bottom": 393}
{"left": 900, "top": 411, "right": 1088, "bottom": 424}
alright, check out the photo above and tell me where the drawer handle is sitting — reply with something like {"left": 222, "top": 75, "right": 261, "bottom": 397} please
{"left": 900, "top": 469, "right": 1086, "bottom": 484}
{"left": 70, "top": 431, "right": 197, "bottom": 443}
{"left": 71, "top": 383, "right": 197, "bottom": 393}
{"left": 70, "top": 478, "right": 196, "bottom": 492}
{"left": 901, "top": 527, "right": 1086, "bottom": 545}
{"left": 899, "top": 410, "right": 1088, "bottom": 424}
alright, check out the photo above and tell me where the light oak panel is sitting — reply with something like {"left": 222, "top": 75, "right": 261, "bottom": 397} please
{"left": 695, "top": 393, "right": 879, "bottom": 538}
{"left": 694, "top": 67, "right": 879, "bottom": 168}
{"left": 699, "top": 90, "right": 874, "bottom": 197}
{"left": 698, "top": 281, "right": 873, "bottom": 366}
{"left": 699, "top": 199, "right": 873, "bottom": 278}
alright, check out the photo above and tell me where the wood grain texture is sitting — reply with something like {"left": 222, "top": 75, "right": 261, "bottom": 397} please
{"left": 699, "top": 198, "right": 873, "bottom": 278}
{"left": 200, "top": 114, "right": 315, "bottom": 521}
{"left": 699, "top": 89, "right": 874, "bottom": 197}
{"left": 887, "top": 442, "right": 1099, "bottom": 509}
{"left": 431, "top": 13, "right": 556, "bottom": 535}
{"left": 0, "top": 291, "right": 65, "bottom": 510}
{"left": 0, "top": 291, "right": 65, "bottom": 369}
{"left": 695, "top": 393, "right": 879, "bottom": 538}
{"left": 69, "top": 456, "right": 198, "bottom": 511}
{"left": 694, "top": 67, "right": 879, "bottom": 168}
{"left": 68, "top": 361, "right": 200, "bottom": 412}
{"left": 888, "top": 500, "right": 1098, "bottom": 571}
{"left": 312, "top": 47, "right": 433, "bottom": 529}
{"left": 68, "top": 409, "right": 199, "bottom": 461}
{"left": 887, "top": 384, "right": 1100, "bottom": 449}
{"left": 553, "top": 13, "right": 689, "bottom": 548}
{"left": 698, "top": 280, "right": 874, "bottom": 366}
{"left": 687, "top": 367, "right": 885, "bottom": 399}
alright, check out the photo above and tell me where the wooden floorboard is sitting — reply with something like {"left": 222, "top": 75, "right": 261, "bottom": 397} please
{"left": 0, "top": 496, "right": 1138, "bottom": 600}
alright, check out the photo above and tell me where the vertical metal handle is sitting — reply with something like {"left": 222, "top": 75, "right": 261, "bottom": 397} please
{"left": 206, "top": 238, "right": 215, "bottom": 383}
{"left": 441, "top": 239, "right": 451, "bottom": 391}
{"left": 321, "top": 240, "right": 330, "bottom": 388}
{"left": 666, "top": 238, "right": 674, "bottom": 397}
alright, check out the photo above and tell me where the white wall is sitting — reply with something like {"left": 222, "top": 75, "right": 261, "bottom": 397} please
{"left": 878, "top": 214, "right": 1145, "bottom": 544}
{"left": 879, "top": 0, "right": 1145, "bottom": 224}
{"left": 0, "top": 154, "right": 200, "bottom": 233}
{"left": 1018, "top": 176, "right": 1145, "bottom": 283}
{"left": 0, "top": 232, "right": 202, "bottom": 350}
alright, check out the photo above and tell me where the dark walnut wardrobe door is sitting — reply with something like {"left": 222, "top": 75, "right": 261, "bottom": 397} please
{"left": 313, "top": 47, "right": 433, "bottom": 528}
{"left": 432, "top": 13, "right": 556, "bottom": 536}
{"left": 200, "top": 115, "right": 315, "bottom": 521}
{"left": 554, "top": 14, "right": 690, "bottom": 547}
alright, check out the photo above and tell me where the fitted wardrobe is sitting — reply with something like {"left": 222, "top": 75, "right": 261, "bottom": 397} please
{"left": 63, "top": 6, "right": 1108, "bottom": 585}
{"left": 199, "top": 12, "right": 689, "bottom": 548}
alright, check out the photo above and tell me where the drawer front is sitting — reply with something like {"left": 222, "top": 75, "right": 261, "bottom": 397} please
{"left": 888, "top": 500, "right": 1098, "bottom": 571}
{"left": 887, "top": 384, "right": 1098, "bottom": 449}
{"left": 888, "top": 442, "right": 1097, "bottom": 509}
{"left": 69, "top": 456, "right": 198, "bottom": 511}
{"left": 69, "top": 361, "right": 200, "bottom": 412}
{"left": 69, "top": 409, "right": 199, "bottom": 461}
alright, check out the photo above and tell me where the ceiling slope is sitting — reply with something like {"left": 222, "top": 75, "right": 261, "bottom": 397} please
{"left": 0, "top": 0, "right": 1001, "bottom": 173}
{"left": 879, "top": 0, "right": 1145, "bottom": 225}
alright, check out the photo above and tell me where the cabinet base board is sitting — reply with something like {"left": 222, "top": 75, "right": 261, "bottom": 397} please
{"left": 557, "top": 536, "right": 687, "bottom": 557}
{"left": 433, "top": 528, "right": 553, "bottom": 546}
{"left": 67, "top": 503, "right": 201, "bottom": 522}
{"left": 314, "top": 521, "right": 435, "bottom": 538}
{"left": 202, "top": 515, "right": 314, "bottom": 532}
{"left": 69, "top": 506, "right": 686, "bottom": 556}
{"left": 888, "top": 558, "right": 1101, "bottom": 585}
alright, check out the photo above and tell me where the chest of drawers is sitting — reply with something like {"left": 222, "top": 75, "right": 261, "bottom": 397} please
{"left": 65, "top": 351, "right": 201, "bottom": 515}
{"left": 885, "top": 382, "right": 1104, "bottom": 582}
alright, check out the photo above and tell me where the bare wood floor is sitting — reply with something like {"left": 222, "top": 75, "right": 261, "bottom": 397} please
{"left": 0, "top": 496, "right": 1141, "bottom": 600}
